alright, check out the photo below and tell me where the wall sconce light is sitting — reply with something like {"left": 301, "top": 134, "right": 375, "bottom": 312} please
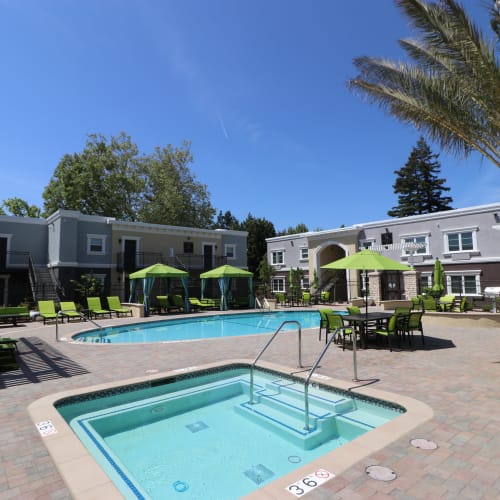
{"left": 290, "top": 241, "right": 294, "bottom": 246}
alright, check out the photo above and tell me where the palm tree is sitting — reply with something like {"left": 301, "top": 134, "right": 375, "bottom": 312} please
{"left": 347, "top": 0, "right": 500, "bottom": 167}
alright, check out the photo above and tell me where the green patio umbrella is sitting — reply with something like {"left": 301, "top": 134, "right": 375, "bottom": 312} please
{"left": 432, "top": 258, "right": 445, "bottom": 294}
{"left": 200, "top": 264, "right": 254, "bottom": 311}
{"left": 321, "top": 249, "right": 412, "bottom": 318}
{"left": 128, "top": 263, "right": 189, "bottom": 315}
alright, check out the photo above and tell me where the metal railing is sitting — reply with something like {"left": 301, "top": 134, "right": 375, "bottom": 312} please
{"left": 303, "top": 326, "right": 354, "bottom": 430}
{"left": 55, "top": 310, "right": 103, "bottom": 342}
{"left": 249, "top": 320, "right": 303, "bottom": 403}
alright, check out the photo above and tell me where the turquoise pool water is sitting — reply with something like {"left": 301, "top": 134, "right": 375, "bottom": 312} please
{"left": 56, "top": 365, "right": 403, "bottom": 500}
{"left": 73, "top": 310, "right": 323, "bottom": 343}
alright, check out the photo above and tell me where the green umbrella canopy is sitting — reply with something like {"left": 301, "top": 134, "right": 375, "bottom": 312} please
{"left": 129, "top": 263, "right": 188, "bottom": 279}
{"left": 432, "top": 258, "right": 445, "bottom": 292}
{"left": 199, "top": 264, "right": 253, "bottom": 279}
{"left": 321, "top": 249, "right": 412, "bottom": 271}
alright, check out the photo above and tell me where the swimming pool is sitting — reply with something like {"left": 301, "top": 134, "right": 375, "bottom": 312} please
{"left": 73, "top": 310, "right": 323, "bottom": 344}
{"left": 54, "top": 364, "right": 404, "bottom": 499}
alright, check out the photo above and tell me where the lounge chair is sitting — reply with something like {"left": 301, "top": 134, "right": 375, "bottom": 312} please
{"left": 438, "top": 295, "right": 455, "bottom": 311}
{"left": 0, "top": 342, "right": 17, "bottom": 371}
{"left": 86, "top": 297, "right": 112, "bottom": 319}
{"left": 107, "top": 296, "right": 133, "bottom": 317}
{"left": 38, "top": 300, "right": 58, "bottom": 324}
{"left": 318, "top": 309, "right": 329, "bottom": 341}
{"left": 172, "top": 295, "right": 185, "bottom": 311}
{"left": 60, "top": 301, "right": 82, "bottom": 322}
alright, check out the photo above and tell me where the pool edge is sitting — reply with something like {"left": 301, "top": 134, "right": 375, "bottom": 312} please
{"left": 27, "top": 358, "right": 433, "bottom": 499}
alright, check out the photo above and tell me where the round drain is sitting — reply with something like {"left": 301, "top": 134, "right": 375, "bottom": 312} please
{"left": 288, "top": 455, "right": 301, "bottom": 463}
{"left": 365, "top": 465, "right": 396, "bottom": 481}
{"left": 173, "top": 480, "right": 189, "bottom": 492}
{"left": 410, "top": 438, "right": 438, "bottom": 450}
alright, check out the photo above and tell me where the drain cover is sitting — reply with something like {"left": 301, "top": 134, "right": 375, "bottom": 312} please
{"left": 366, "top": 465, "right": 396, "bottom": 481}
{"left": 410, "top": 438, "right": 438, "bottom": 450}
{"left": 186, "top": 421, "right": 208, "bottom": 433}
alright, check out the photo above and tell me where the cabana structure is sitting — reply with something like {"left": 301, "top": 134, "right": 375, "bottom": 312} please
{"left": 129, "top": 263, "right": 189, "bottom": 315}
{"left": 200, "top": 264, "right": 254, "bottom": 311}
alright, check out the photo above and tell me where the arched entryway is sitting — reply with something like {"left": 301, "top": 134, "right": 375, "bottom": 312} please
{"left": 316, "top": 242, "right": 349, "bottom": 302}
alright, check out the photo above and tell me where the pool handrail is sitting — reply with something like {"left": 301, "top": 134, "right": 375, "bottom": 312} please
{"left": 303, "top": 325, "right": 353, "bottom": 430}
{"left": 55, "top": 310, "right": 104, "bottom": 342}
{"left": 249, "top": 320, "right": 303, "bottom": 403}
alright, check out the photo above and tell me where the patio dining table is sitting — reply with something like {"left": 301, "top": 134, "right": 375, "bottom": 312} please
{"left": 343, "top": 312, "right": 394, "bottom": 348}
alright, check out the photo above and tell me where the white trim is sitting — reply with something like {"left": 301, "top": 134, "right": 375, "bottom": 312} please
{"left": 87, "top": 234, "right": 107, "bottom": 255}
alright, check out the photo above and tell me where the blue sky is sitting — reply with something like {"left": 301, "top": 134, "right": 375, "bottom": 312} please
{"left": 0, "top": 0, "right": 498, "bottom": 231}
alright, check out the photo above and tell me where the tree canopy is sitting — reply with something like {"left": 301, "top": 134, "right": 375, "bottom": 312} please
{"left": 239, "top": 213, "right": 276, "bottom": 273}
{"left": 388, "top": 136, "right": 453, "bottom": 217}
{"left": 42, "top": 133, "right": 215, "bottom": 228}
{"left": 0, "top": 198, "right": 42, "bottom": 218}
{"left": 348, "top": 0, "right": 500, "bottom": 167}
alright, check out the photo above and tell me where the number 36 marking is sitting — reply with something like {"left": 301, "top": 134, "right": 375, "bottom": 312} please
{"left": 286, "top": 469, "right": 334, "bottom": 497}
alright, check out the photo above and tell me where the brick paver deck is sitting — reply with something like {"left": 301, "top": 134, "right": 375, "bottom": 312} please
{"left": 0, "top": 310, "right": 498, "bottom": 499}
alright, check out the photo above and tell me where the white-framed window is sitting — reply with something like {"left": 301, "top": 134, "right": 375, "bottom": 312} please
{"left": 272, "top": 277, "right": 285, "bottom": 293}
{"left": 446, "top": 271, "right": 481, "bottom": 295}
{"left": 444, "top": 228, "right": 477, "bottom": 253}
{"left": 419, "top": 273, "right": 432, "bottom": 291}
{"left": 224, "top": 244, "right": 236, "bottom": 260}
{"left": 87, "top": 234, "right": 107, "bottom": 255}
{"left": 271, "top": 250, "right": 284, "bottom": 265}
{"left": 301, "top": 276, "right": 310, "bottom": 289}
{"left": 299, "top": 247, "right": 309, "bottom": 260}
{"left": 401, "top": 234, "right": 428, "bottom": 256}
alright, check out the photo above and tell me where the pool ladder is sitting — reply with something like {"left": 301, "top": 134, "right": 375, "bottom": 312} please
{"left": 55, "top": 310, "right": 104, "bottom": 341}
{"left": 249, "top": 320, "right": 303, "bottom": 404}
{"left": 249, "top": 322, "right": 357, "bottom": 431}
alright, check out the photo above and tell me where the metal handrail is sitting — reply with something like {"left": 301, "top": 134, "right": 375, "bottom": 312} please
{"left": 249, "top": 320, "right": 303, "bottom": 403}
{"left": 303, "top": 326, "right": 353, "bottom": 430}
{"left": 55, "top": 310, "right": 103, "bottom": 342}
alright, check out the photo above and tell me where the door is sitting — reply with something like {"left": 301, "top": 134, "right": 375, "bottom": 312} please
{"left": 124, "top": 240, "right": 137, "bottom": 273}
{"left": 203, "top": 244, "right": 214, "bottom": 270}
{"left": 382, "top": 271, "right": 404, "bottom": 300}
{"left": 0, "top": 238, "right": 7, "bottom": 271}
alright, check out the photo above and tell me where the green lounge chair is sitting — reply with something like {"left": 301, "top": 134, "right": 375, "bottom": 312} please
{"left": 38, "top": 300, "right": 58, "bottom": 324}
{"left": 107, "top": 296, "right": 133, "bottom": 317}
{"left": 60, "top": 301, "right": 82, "bottom": 322}
{"left": 0, "top": 342, "right": 17, "bottom": 372}
{"left": 318, "top": 309, "right": 329, "bottom": 341}
{"left": 86, "top": 297, "right": 112, "bottom": 319}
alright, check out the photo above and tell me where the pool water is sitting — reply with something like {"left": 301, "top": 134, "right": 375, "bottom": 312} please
{"left": 73, "top": 310, "right": 323, "bottom": 343}
{"left": 56, "top": 366, "right": 403, "bottom": 499}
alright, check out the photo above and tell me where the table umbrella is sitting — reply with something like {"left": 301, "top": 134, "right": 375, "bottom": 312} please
{"left": 432, "top": 258, "right": 445, "bottom": 294}
{"left": 321, "top": 249, "right": 412, "bottom": 318}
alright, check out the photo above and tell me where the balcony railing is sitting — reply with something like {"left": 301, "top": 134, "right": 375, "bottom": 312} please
{"left": 116, "top": 252, "right": 227, "bottom": 273}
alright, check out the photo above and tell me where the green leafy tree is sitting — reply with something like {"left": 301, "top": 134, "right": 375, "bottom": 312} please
{"left": 1, "top": 198, "right": 41, "bottom": 217}
{"left": 43, "top": 133, "right": 143, "bottom": 219}
{"left": 276, "top": 223, "right": 309, "bottom": 236}
{"left": 212, "top": 210, "right": 242, "bottom": 230}
{"left": 257, "top": 257, "right": 275, "bottom": 298}
{"left": 348, "top": 0, "right": 500, "bottom": 167}
{"left": 138, "top": 142, "right": 216, "bottom": 228}
{"left": 69, "top": 274, "right": 103, "bottom": 304}
{"left": 388, "top": 137, "right": 453, "bottom": 217}
{"left": 240, "top": 214, "right": 276, "bottom": 274}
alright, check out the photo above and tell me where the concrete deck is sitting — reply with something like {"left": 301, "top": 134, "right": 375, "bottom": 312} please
{"left": 0, "top": 309, "right": 499, "bottom": 499}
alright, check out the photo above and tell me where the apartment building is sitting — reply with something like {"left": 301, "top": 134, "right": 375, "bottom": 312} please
{"left": 266, "top": 203, "right": 500, "bottom": 304}
{"left": 0, "top": 209, "right": 248, "bottom": 305}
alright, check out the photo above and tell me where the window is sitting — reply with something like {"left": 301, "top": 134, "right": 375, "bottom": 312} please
{"left": 381, "top": 232, "right": 393, "bottom": 245}
{"left": 301, "top": 276, "right": 310, "bottom": 289}
{"left": 271, "top": 250, "right": 284, "bottom": 265}
{"left": 445, "top": 229, "right": 476, "bottom": 253}
{"left": 419, "top": 273, "right": 432, "bottom": 291}
{"left": 447, "top": 273, "right": 481, "bottom": 295}
{"left": 272, "top": 277, "right": 285, "bottom": 293}
{"left": 299, "top": 247, "right": 309, "bottom": 260}
{"left": 183, "top": 242, "right": 194, "bottom": 253}
{"left": 224, "top": 244, "right": 236, "bottom": 260}
{"left": 359, "top": 239, "right": 374, "bottom": 250}
{"left": 87, "top": 235, "right": 106, "bottom": 255}
{"left": 401, "top": 235, "right": 428, "bottom": 256}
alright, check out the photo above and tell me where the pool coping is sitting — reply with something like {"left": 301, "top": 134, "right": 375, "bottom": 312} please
{"left": 27, "top": 359, "right": 433, "bottom": 500}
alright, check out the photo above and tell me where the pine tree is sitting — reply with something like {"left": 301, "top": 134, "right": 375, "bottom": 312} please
{"left": 388, "top": 137, "right": 453, "bottom": 217}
